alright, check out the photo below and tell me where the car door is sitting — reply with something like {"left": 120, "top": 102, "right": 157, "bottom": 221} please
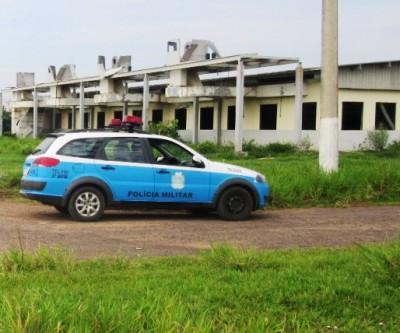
{"left": 148, "top": 138, "right": 211, "bottom": 203}
{"left": 94, "top": 137, "right": 155, "bottom": 202}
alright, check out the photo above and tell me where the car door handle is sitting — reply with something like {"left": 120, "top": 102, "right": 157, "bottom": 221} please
{"left": 156, "top": 169, "right": 170, "bottom": 174}
{"left": 101, "top": 165, "right": 115, "bottom": 170}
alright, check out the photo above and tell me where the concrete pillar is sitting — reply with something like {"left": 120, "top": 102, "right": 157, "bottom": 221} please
{"left": 33, "top": 88, "right": 38, "bottom": 138}
{"left": 71, "top": 106, "right": 75, "bottom": 130}
{"left": 319, "top": 0, "right": 339, "bottom": 172}
{"left": 79, "top": 82, "right": 84, "bottom": 129}
{"left": 234, "top": 60, "right": 244, "bottom": 153}
{"left": 216, "top": 98, "right": 222, "bottom": 145}
{"left": 142, "top": 74, "right": 150, "bottom": 131}
{"left": 192, "top": 97, "right": 199, "bottom": 143}
{"left": 294, "top": 62, "right": 304, "bottom": 146}
{"left": 123, "top": 101, "right": 128, "bottom": 116}
{"left": 0, "top": 92, "right": 3, "bottom": 136}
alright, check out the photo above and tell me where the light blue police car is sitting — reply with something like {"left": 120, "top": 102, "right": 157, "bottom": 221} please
{"left": 20, "top": 126, "right": 269, "bottom": 222}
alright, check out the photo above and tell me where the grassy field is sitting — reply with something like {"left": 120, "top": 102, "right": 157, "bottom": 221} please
{"left": 1, "top": 136, "right": 400, "bottom": 332}
{"left": 1, "top": 242, "right": 400, "bottom": 332}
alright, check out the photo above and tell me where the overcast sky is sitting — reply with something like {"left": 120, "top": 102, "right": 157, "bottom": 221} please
{"left": 1, "top": 0, "right": 400, "bottom": 90}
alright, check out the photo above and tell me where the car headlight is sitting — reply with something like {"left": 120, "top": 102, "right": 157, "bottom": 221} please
{"left": 255, "top": 174, "right": 266, "bottom": 184}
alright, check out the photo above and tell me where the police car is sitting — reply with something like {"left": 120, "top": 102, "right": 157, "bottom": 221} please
{"left": 20, "top": 120, "right": 269, "bottom": 222}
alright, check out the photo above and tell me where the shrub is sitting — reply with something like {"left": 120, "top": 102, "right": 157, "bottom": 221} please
{"left": 360, "top": 126, "right": 389, "bottom": 151}
{"left": 387, "top": 140, "right": 400, "bottom": 152}
{"left": 148, "top": 120, "right": 180, "bottom": 139}
{"left": 195, "top": 141, "right": 219, "bottom": 154}
{"left": 243, "top": 140, "right": 298, "bottom": 157}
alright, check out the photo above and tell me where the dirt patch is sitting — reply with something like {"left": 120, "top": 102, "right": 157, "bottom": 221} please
{"left": 0, "top": 200, "right": 399, "bottom": 259}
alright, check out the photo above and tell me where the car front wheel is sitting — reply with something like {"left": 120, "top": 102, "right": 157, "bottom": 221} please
{"left": 217, "top": 186, "right": 253, "bottom": 221}
{"left": 68, "top": 186, "right": 105, "bottom": 222}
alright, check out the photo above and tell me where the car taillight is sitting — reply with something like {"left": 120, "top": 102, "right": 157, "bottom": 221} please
{"left": 32, "top": 157, "right": 60, "bottom": 167}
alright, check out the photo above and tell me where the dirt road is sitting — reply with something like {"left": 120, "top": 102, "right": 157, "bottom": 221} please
{"left": 0, "top": 200, "right": 399, "bottom": 259}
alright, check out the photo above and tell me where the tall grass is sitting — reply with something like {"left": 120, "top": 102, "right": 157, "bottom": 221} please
{"left": 1, "top": 242, "right": 400, "bottom": 332}
{"left": 223, "top": 152, "right": 400, "bottom": 207}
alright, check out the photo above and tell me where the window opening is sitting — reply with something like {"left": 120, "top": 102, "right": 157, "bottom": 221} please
{"left": 375, "top": 102, "right": 396, "bottom": 130}
{"left": 227, "top": 106, "right": 236, "bottom": 130}
{"left": 200, "top": 107, "right": 214, "bottom": 130}
{"left": 342, "top": 102, "right": 363, "bottom": 130}
{"left": 259, "top": 104, "right": 277, "bottom": 130}
{"left": 175, "top": 108, "right": 187, "bottom": 130}
{"left": 152, "top": 109, "right": 163, "bottom": 123}
{"left": 302, "top": 102, "right": 317, "bottom": 130}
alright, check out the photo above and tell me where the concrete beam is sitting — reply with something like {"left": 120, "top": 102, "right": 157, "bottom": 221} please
{"left": 166, "top": 86, "right": 235, "bottom": 98}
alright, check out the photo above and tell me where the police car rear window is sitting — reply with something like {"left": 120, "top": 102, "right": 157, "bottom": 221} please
{"left": 58, "top": 138, "right": 103, "bottom": 159}
{"left": 31, "top": 136, "right": 58, "bottom": 156}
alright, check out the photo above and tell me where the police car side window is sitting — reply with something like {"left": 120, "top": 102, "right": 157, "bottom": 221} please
{"left": 103, "top": 138, "right": 146, "bottom": 163}
{"left": 58, "top": 138, "right": 102, "bottom": 158}
{"left": 149, "top": 138, "right": 203, "bottom": 168}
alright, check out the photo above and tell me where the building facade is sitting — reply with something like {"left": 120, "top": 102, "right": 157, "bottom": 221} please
{"left": 4, "top": 40, "right": 400, "bottom": 151}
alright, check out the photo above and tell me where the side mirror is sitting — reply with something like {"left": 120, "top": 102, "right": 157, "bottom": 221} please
{"left": 192, "top": 155, "right": 204, "bottom": 168}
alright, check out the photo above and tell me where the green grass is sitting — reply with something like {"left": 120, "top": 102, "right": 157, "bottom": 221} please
{"left": 0, "top": 136, "right": 40, "bottom": 197}
{"left": 0, "top": 241, "right": 400, "bottom": 332}
{"left": 1, "top": 137, "right": 400, "bottom": 331}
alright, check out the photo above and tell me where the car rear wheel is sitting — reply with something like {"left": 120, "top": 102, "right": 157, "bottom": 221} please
{"left": 217, "top": 186, "right": 253, "bottom": 221}
{"left": 68, "top": 186, "right": 105, "bottom": 222}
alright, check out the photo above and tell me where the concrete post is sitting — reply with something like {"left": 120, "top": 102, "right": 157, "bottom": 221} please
{"left": 142, "top": 74, "right": 150, "bottom": 131}
{"left": 192, "top": 97, "right": 199, "bottom": 144}
{"left": 33, "top": 88, "right": 38, "bottom": 138}
{"left": 71, "top": 106, "right": 75, "bottom": 130}
{"left": 217, "top": 98, "right": 222, "bottom": 145}
{"left": 294, "top": 62, "right": 304, "bottom": 146}
{"left": 319, "top": 0, "right": 339, "bottom": 172}
{"left": 79, "top": 82, "right": 84, "bottom": 129}
{"left": 235, "top": 60, "right": 244, "bottom": 153}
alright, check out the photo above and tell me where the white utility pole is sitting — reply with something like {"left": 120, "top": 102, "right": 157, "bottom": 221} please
{"left": 319, "top": 0, "right": 339, "bottom": 172}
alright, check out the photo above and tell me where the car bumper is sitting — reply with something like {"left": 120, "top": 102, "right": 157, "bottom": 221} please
{"left": 21, "top": 179, "right": 46, "bottom": 191}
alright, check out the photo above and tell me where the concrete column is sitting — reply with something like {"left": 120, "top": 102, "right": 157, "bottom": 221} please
{"left": 216, "top": 98, "right": 222, "bottom": 145}
{"left": 71, "top": 106, "right": 75, "bottom": 130}
{"left": 79, "top": 82, "right": 84, "bottom": 129}
{"left": 192, "top": 97, "right": 199, "bottom": 143}
{"left": 294, "top": 62, "right": 304, "bottom": 146}
{"left": 0, "top": 92, "right": 3, "bottom": 136}
{"left": 319, "top": 0, "right": 339, "bottom": 172}
{"left": 234, "top": 60, "right": 244, "bottom": 153}
{"left": 33, "top": 88, "right": 38, "bottom": 138}
{"left": 123, "top": 101, "right": 128, "bottom": 116}
{"left": 142, "top": 74, "right": 149, "bottom": 131}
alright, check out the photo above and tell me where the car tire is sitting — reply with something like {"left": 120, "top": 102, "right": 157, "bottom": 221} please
{"left": 217, "top": 186, "right": 253, "bottom": 221}
{"left": 68, "top": 186, "right": 105, "bottom": 222}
